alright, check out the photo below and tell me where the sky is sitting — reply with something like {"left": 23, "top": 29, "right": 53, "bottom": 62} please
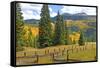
{"left": 20, "top": 3, "right": 96, "bottom": 20}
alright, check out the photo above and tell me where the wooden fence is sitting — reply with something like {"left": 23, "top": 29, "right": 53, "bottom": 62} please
{"left": 16, "top": 44, "right": 96, "bottom": 65}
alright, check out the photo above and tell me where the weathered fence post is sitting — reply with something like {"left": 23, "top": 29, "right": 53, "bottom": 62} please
{"left": 45, "top": 50, "right": 46, "bottom": 55}
{"left": 67, "top": 50, "right": 69, "bottom": 62}
{"left": 72, "top": 46, "right": 74, "bottom": 53}
{"left": 24, "top": 52, "right": 26, "bottom": 57}
{"left": 35, "top": 51, "right": 38, "bottom": 63}
{"left": 62, "top": 50, "right": 64, "bottom": 56}
{"left": 51, "top": 53, "right": 54, "bottom": 61}
{"left": 36, "top": 54, "right": 38, "bottom": 63}
{"left": 47, "top": 49, "right": 49, "bottom": 54}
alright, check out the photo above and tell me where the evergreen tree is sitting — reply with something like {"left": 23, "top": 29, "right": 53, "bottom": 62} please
{"left": 54, "top": 11, "right": 61, "bottom": 45}
{"left": 39, "top": 4, "right": 52, "bottom": 48}
{"left": 60, "top": 16, "right": 66, "bottom": 44}
{"left": 54, "top": 11, "right": 66, "bottom": 45}
{"left": 65, "top": 25, "right": 72, "bottom": 45}
{"left": 16, "top": 3, "right": 25, "bottom": 46}
{"left": 78, "top": 31, "right": 85, "bottom": 46}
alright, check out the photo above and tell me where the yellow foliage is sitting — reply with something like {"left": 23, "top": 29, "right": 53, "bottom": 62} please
{"left": 23, "top": 25, "right": 80, "bottom": 44}
{"left": 69, "top": 32, "right": 80, "bottom": 43}
{"left": 23, "top": 25, "right": 39, "bottom": 40}
{"left": 23, "top": 22, "right": 54, "bottom": 40}
{"left": 31, "top": 27, "right": 39, "bottom": 37}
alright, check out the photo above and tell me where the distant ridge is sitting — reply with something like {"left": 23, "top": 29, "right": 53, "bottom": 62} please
{"left": 24, "top": 12, "right": 96, "bottom": 24}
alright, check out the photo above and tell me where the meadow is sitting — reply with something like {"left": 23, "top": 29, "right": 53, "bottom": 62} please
{"left": 16, "top": 42, "right": 96, "bottom": 65}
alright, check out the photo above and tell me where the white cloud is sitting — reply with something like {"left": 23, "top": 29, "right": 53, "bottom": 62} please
{"left": 21, "top": 10, "right": 41, "bottom": 20}
{"left": 20, "top": 3, "right": 42, "bottom": 20}
{"left": 20, "top": 3, "right": 96, "bottom": 20}
{"left": 49, "top": 8, "right": 57, "bottom": 17}
{"left": 20, "top": 3, "right": 57, "bottom": 20}
{"left": 61, "top": 6, "right": 96, "bottom": 15}
{"left": 50, "top": 12, "right": 57, "bottom": 17}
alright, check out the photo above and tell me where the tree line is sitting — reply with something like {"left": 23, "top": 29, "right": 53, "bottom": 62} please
{"left": 16, "top": 3, "right": 85, "bottom": 50}
{"left": 38, "top": 4, "right": 85, "bottom": 48}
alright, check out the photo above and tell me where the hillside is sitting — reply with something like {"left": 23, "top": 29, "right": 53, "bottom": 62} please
{"left": 24, "top": 12, "right": 96, "bottom": 42}
{"left": 24, "top": 12, "right": 96, "bottom": 24}
{"left": 52, "top": 12, "right": 96, "bottom": 21}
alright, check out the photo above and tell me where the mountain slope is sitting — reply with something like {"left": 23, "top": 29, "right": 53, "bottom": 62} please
{"left": 24, "top": 12, "right": 96, "bottom": 24}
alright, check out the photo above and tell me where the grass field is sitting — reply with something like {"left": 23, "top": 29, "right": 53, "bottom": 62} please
{"left": 16, "top": 42, "right": 96, "bottom": 65}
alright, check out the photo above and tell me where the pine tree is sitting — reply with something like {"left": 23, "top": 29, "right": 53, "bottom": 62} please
{"left": 60, "top": 16, "right": 66, "bottom": 44}
{"left": 54, "top": 11, "right": 61, "bottom": 45}
{"left": 39, "top": 4, "right": 52, "bottom": 48}
{"left": 54, "top": 11, "right": 66, "bottom": 45}
{"left": 78, "top": 31, "right": 85, "bottom": 46}
{"left": 16, "top": 3, "right": 25, "bottom": 46}
{"left": 65, "top": 25, "right": 72, "bottom": 45}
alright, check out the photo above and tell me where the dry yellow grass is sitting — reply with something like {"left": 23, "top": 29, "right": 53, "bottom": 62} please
{"left": 17, "top": 42, "right": 96, "bottom": 56}
{"left": 16, "top": 42, "right": 96, "bottom": 65}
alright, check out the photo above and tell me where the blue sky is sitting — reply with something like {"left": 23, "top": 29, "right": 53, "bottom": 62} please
{"left": 20, "top": 3, "right": 96, "bottom": 20}
{"left": 49, "top": 5, "right": 63, "bottom": 13}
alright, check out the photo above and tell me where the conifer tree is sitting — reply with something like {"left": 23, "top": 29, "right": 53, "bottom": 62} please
{"left": 16, "top": 3, "right": 25, "bottom": 46}
{"left": 54, "top": 11, "right": 66, "bottom": 45}
{"left": 64, "top": 24, "right": 72, "bottom": 45}
{"left": 39, "top": 4, "right": 52, "bottom": 48}
{"left": 78, "top": 31, "right": 85, "bottom": 45}
{"left": 60, "top": 16, "right": 66, "bottom": 44}
{"left": 54, "top": 11, "right": 61, "bottom": 45}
